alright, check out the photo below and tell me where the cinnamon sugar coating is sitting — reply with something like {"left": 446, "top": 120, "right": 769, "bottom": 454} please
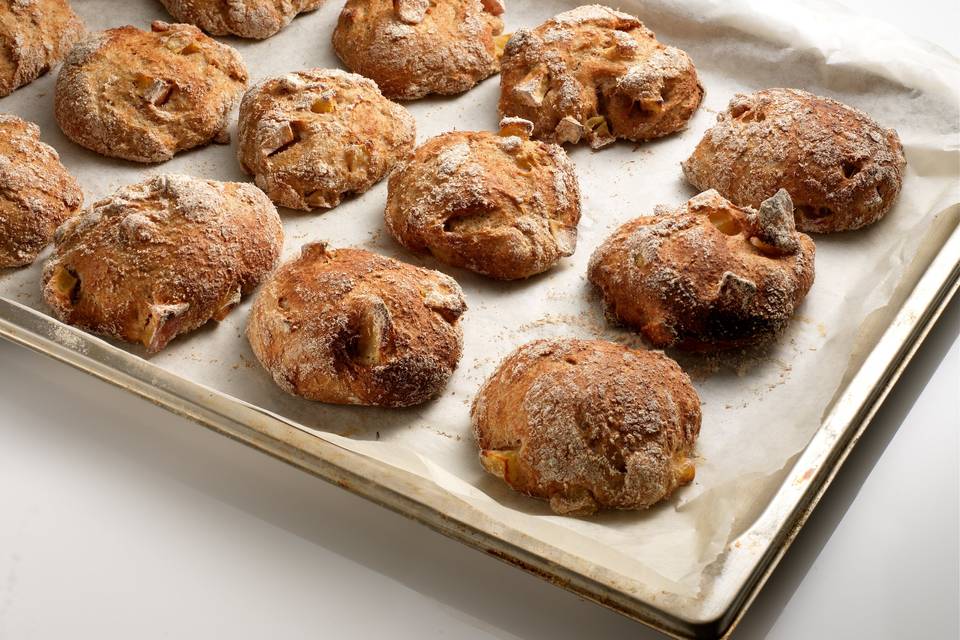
{"left": 42, "top": 174, "right": 283, "bottom": 353}
{"left": 499, "top": 5, "right": 702, "bottom": 149}
{"left": 385, "top": 120, "right": 581, "bottom": 280}
{"left": 588, "top": 189, "right": 815, "bottom": 351}
{"left": 238, "top": 68, "right": 416, "bottom": 211}
{"left": 682, "top": 88, "right": 906, "bottom": 233}
{"left": 472, "top": 338, "right": 701, "bottom": 516}
{"left": 247, "top": 244, "right": 466, "bottom": 407}
{"left": 158, "top": 0, "right": 323, "bottom": 39}
{"left": 0, "top": 114, "right": 83, "bottom": 268}
{"left": 54, "top": 21, "right": 248, "bottom": 163}
{"left": 332, "top": 0, "right": 504, "bottom": 101}
{"left": 0, "top": 0, "right": 85, "bottom": 97}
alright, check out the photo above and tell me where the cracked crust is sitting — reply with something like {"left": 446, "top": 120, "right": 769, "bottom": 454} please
{"left": 247, "top": 244, "right": 467, "bottom": 407}
{"left": 0, "top": 114, "right": 83, "bottom": 268}
{"left": 41, "top": 174, "right": 283, "bottom": 353}
{"left": 158, "top": 0, "right": 323, "bottom": 39}
{"left": 385, "top": 119, "right": 581, "bottom": 280}
{"left": 588, "top": 189, "right": 816, "bottom": 351}
{"left": 472, "top": 338, "right": 701, "bottom": 516}
{"left": 238, "top": 68, "right": 416, "bottom": 211}
{"left": 0, "top": 0, "right": 85, "bottom": 97}
{"left": 682, "top": 88, "right": 907, "bottom": 233}
{"left": 498, "top": 4, "right": 702, "bottom": 148}
{"left": 332, "top": 0, "right": 505, "bottom": 101}
{"left": 54, "top": 21, "right": 248, "bottom": 163}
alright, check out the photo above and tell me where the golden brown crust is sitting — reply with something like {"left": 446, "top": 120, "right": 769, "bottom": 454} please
{"left": 385, "top": 120, "right": 581, "bottom": 280}
{"left": 0, "top": 114, "right": 82, "bottom": 268}
{"left": 158, "top": 0, "right": 323, "bottom": 39}
{"left": 42, "top": 174, "right": 283, "bottom": 353}
{"left": 682, "top": 88, "right": 907, "bottom": 233}
{"left": 472, "top": 338, "right": 701, "bottom": 516}
{"left": 332, "top": 0, "right": 504, "bottom": 101}
{"left": 54, "top": 21, "right": 248, "bottom": 164}
{"left": 237, "top": 68, "right": 416, "bottom": 211}
{"left": 247, "top": 244, "right": 466, "bottom": 407}
{"left": 0, "top": 0, "right": 85, "bottom": 97}
{"left": 588, "top": 189, "right": 816, "bottom": 351}
{"left": 498, "top": 4, "right": 702, "bottom": 149}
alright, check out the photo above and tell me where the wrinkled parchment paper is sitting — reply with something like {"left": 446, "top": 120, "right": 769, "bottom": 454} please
{"left": 2, "top": 0, "right": 958, "bottom": 601}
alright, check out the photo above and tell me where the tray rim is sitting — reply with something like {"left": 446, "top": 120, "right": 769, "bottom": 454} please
{"left": 1, "top": 216, "right": 958, "bottom": 639}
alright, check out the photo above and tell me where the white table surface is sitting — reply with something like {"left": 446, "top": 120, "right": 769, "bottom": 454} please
{"left": 1, "top": 2, "right": 957, "bottom": 638}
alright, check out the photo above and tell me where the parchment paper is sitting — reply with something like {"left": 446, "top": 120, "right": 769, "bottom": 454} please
{"left": 2, "top": 0, "right": 958, "bottom": 600}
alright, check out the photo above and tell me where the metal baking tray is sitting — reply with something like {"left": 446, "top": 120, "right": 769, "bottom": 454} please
{"left": 2, "top": 1, "right": 958, "bottom": 637}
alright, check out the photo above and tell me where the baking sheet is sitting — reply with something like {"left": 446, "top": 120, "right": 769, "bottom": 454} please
{"left": 2, "top": 0, "right": 958, "bottom": 610}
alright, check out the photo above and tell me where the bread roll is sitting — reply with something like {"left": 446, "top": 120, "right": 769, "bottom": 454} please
{"left": 588, "top": 189, "right": 815, "bottom": 351}
{"left": 499, "top": 4, "right": 702, "bottom": 148}
{"left": 333, "top": 0, "right": 505, "bottom": 100}
{"left": 0, "top": 114, "right": 83, "bottom": 268}
{"left": 473, "top": 338, "right": 701, "bottom": 516}
{"left": 682, "top": 88, "right": 906, "bottom": 233}
{"left": 385, "top": 117, "right": 581, "bottom": 280}
{"left": 0, "top": 0, "right": 84, "bottom": 97}
{"left": 158, "top": 0, "right": 323, "bottom": 39}
{"left": 247, "top": 243, "right": 466, "bottom": 407}
{"left": 54, "top": 21, "right": 248, "bottom": 163}
{"left": 238, "top": 68, "right": 415, "bottom": 211}
{"left": 42, "top": 174, "right": 283, "bottom": 353}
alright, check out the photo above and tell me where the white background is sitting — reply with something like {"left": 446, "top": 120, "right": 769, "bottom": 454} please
{"left": 1, "top": 1, "right": 957, "bottom": 638}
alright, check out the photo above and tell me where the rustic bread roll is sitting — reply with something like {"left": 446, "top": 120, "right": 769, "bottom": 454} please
{"left": 332, "top": 0, "right": 505, "bottom": 101}
{"left": 682, "top": 88, "right": 907, "bottom": 233}
{"left": 247, "top": 243, "right": 466, "bottom": 407}
{"left": 158, "top": 0, "right": 323, "bottom": 39}
{"left": 0, "top": 0, "right": 85, "bottom": 97}
{"left": 473, "top": 338, "right": 701, "bottom": 516}
{"left": 499, "top": 4, "right": 702, "bottom": 149}
{"left": 42, "top": 174, "right": 283, "bottom": 353}
{"left": 54, "top": 21, "right": 248, "bottom": 163}
{"left": 0, "top": 114, "right": 83, "bottom": 268}
{"left": 385, "top": 118, "right": 581, "bottom": 280}
{"left": 588, "top": 189, "right": 815, "bottom": 351}
{"left": 238, "top": 68, "right": 416, "bottom": 211}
